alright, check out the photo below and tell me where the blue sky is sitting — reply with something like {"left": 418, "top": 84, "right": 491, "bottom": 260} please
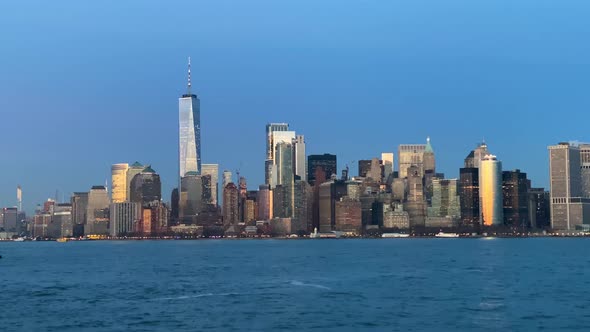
{"left": 1, "top": 0, "right": 590, "bottom": 213}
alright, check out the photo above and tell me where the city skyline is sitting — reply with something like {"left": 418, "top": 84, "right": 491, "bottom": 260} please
{"left": 3, "top": 1, "right": 590, "bottom": 212}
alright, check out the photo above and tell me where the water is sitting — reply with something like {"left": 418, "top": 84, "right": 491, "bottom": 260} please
{"left": 1, "top": 238, "right": 590, "bottom": 331}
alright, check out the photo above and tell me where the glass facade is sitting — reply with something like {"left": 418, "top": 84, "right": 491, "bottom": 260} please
{"left": 179, "top": 94, "right": 201, "bottom": 178}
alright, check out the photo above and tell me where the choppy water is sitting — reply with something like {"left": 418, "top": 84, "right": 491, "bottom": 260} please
{"left": 1, "top": 238, "right": 590, "bottom": 331}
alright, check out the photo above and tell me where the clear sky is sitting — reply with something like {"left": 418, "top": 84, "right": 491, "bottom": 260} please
{"left": 1, "top": 0, "right": 590, "bottom": 213}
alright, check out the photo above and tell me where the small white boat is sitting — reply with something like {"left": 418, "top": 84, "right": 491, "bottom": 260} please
{"left": 382, "top": 233, "right": 410, "bottom": 238}
{"left": 12, "top": 237, "right": 25, "bottom": 242}
{"left": 435, "top": 232, "right": 460, "bottom": 238}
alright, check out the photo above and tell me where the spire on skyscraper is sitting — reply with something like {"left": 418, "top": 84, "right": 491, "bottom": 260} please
{"left": 187, "top": 57, "right": 192, "bottom": 95}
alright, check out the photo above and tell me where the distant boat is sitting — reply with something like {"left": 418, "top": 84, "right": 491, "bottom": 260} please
{"left": 12, "top": 237, "right": 25, "bottom": 242}
{"left": 382, "top": 233, "right": 410, "bottom": 238}
{"left": 56, "top": 238, "right": 69, "bottom": 243}
{"left": 310, "top": 228, "right": 320, "bottom": 239}
{"left": 435, "top": 231, "right": 460, "bottom": 238}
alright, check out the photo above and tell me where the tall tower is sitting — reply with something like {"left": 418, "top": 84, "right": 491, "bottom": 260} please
{"left": 265, "top": 123, "right": 291, "bottom": 185}
{"left": 179, "top": 57, "right": 201, "bottom": 181}
{"left": 17, "top": 185, "right": 22, "bottom": 211}
{"left": 548, "top": 142, "right": 590, "bottom": 230}
{"left": 480, "top": 155, "right": 503, "bottom": 226}
{"left": 111, "top": 163, "right": 129, "bottom": 203}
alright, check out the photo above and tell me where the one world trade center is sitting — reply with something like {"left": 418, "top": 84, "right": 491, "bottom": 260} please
{"left": 179, "top": 57, "right": 201, "bottom": 179}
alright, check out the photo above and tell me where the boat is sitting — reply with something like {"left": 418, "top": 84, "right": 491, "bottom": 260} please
{"left": 12, "top": 237, "right": 25, "bottom": 242}
{"left": 435, "top": 231, "right": 460, "bottom": 238}
{"left": 382, "top": 233, "right": 410, "bottom": 238}
{"left": 56, "top": 238, "right": 69, "bottom": 243}
{"left": 310, "top": 228, "right": 320, "bottom": 239}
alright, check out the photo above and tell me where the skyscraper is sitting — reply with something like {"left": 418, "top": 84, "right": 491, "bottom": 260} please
{"left": 293, "top": 135, "right": 307, "bottom": 182}
{"left": 548, "top": 142, "right": 590, "bottom": 230}
{"left": 428, "top": 178, "right": 460, "bottom": 219}
{"left": 459, "top": 168, "right": 479, "bottom": 225}
{"left": 126, "top": 162, "right": 144, "bottom": 201}
{"left": 86, "top": 186, "right": 110, "bottom": 235}
{"left": 223, "top": 183, "right": 239, "bottom": 226}
{"left": 179, "top": 57, "right": 201, "bottom": 179}
{"left": 480, "top": 155, "right": 503, "bottom": 226}
{"left": 269, "top": 130, "right": 296, "bottom": 187}
{"left": 222, "top": 170, "right": 233, "bottom": 190}
{"left": 502, "top": 169, "right": 530, "bottom": 228}
{"left": 275, "top": 142, "right": 295, "bottom": 217}
{"left": 398, "top": 143, "right": 426, "bottom": 178}
{"left": 265, "top": 123, "right": 290, "bottom": 185}
{"left": 130, "top": 166, "right": 162, "bottom": 206}
{"left": 201, "top": 164, "right": 219, "bottom": 206}
{"left": 381, "top": 153, "right": 394, "bottom": 182}
{"left": 308, "top": 154, "right": 337, "bottom": 186}
{"left": 111, "top": 163, "right": 129, "bottom": 203}
{"left": 110, "top": 202, "right": 141, "bottom": 236}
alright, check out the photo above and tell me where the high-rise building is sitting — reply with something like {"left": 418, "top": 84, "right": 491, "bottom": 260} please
{"left": 222, "top": 183, "right": 239, "bottom": 226}
{"left": 580, "top": 144, "right": 590, "bottom": 197}
{"left": 398, "top": 143, "right": 426, "bottom": 178}
{"left": 71, "top": 192, "right": 88, "bottom": 236}
{"left": 265, "top": 123, "right": 290, "bottom": 185}
{"left": 358, "top": 160, "right": 372, "bottom": 178}
{"left": 222, "top": 170, "right": 233, "bottom": 190}
{"left": 179, "top": 57, "right": 201, "bottom": 179}
{"left": 180, "top": 172, "right": 203, "bottom": 219}
{"left": 275, "top": 142, "right": 294, "bottom": 217}
{"left": 86, "top": 186, "right": 110, "bottom": 235}
{"left": 335, "top": 197, "right": 362, "bottom": 233}
{"left": 480, "top": 155, "right": 503, "bottom": 226}
{"left": 308, "top": 154, "right": 337, "bottom": 186}
{"left": 293, "top": 135, "right": 307, "bottom": 182}
{"left": 268, "top": 130, "right": 296, "bottom": 188}
{"left": 318, "top": 180, "right": 348, "bottom": 232}
{"left": 293, "top": 179, "right": 312, "bottom": 233}
{"left": 528, "top": 188, "right": 550, "bottom": 229}
{"left": 464, "top": 142, "right": 490, "bottom": 168}
{"left": 109, "top": 202, "right": 141, "bottom": 236}
{"left": 459, "top": 168, "right": 479, "bottom": 225}
{"left": 548, "top": 142, "right": 590, "bottom": 230}
{"left": 502, "top": 170, "right": 530, "bottom": 228}
{"left": 201, "top": 164, "right": 219, "bottom": 206}
{"left": 367, "top": 158, "right": 383, "bottom": 183}
{"left": 423, "top": 137, "right": 435, "bottom": 174}
{"left": 53, "top": 203, "right": 73, "bottom": 238}
{"left": 428, "top": 178, "right": 460, "bottom": 219}
{"left": 404, "top": 165, "right": 426, "bottom": 228}
{"left": 126, "top": 162, "right": 144, "bottom": 201}
{"left": 381, "top": 153, "right": 394, "bottom": 183}
{"left": 258, "top": 185, "right": 272, "bottom": 221}
{"left": 130, "top": 166, "right": 162, "bottom": 206}
{"left": 1, "top": 207, "right": 18, "bottom": 233}
{"left": 111, "top": 163, "right": 129, "bottom": 203}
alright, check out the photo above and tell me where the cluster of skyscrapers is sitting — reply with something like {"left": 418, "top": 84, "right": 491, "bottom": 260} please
{"left": 3, "top": 60, "right": 590, "bottom": 238}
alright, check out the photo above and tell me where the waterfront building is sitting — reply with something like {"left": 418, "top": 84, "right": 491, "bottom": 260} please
{"left": 111, "top": 163, "right": 129, "bottom": 203}
{"left": 459, "top": 167, "right": 479, "bottom": 226}
{"left": 86, "top": 186, "right": 110, "bottom": 235}
{"left": 201, "top": 164, "right": 219, "bottom": 205}
{"left": 179, "top": 57, "right": 201, "bottom": 178}
{"left": 318, "top": 180, "right": 348, "bottom": 232}
{"left": 480, "top": 155, "right": 503, "bottom": 226}
{"left": 110, "top": 202, "right": 141, "bottom": 236}
{"left": 53, "top": 203, "right": 73, "bottom": 238}
{"left": 382, "top": 203, "right": 410, "bottom": 229}
{"left": 275, "top": 142, "right": 295, "bottom": 217}
{"left": 428, "top": 178, "right": 460, "bottom": 219}
{"left": 502, "top": 170, "right": 530, "bottom": 228}
{"left": 265, "top": 123, "right": 290, "bottom": 185}
{"left": 404, "top": 166, "right": 426, "bottom": 229}
{"left": 130, "top": 166, "right": 162, "bottom": 206}
{"left": 138, "top": 201, "right": 169, "bottom": 235}
{"left": 71, "top": 192, "right": 88, "bottom": 236}
{"left": 180, "top": 172, "right": 202, "bottom": 219}
{"left": 222, "top": 183, "right": 239, "bottom": 226}
{"left": 293, "top": 179, "right": 313, "bottom": 233}
{"left": 308, "top": 154, "right": 337, "bottom": 186}
{"left": 1, "top": 207, "right": 19, "bottom": 233}
{"left": 257, "top": 185, "right": 272, "bottom": 221}
{"left": 528, "top": 188, "right": 550, "bottom": 229}
{"left": 293, "top": 135, "right": 307, "bottom": 182}
{"left": 548, "top": 142, "right": 590, "bottom": 230}
{"left": 335, "top": 197, "right": 362, "bottom": 233}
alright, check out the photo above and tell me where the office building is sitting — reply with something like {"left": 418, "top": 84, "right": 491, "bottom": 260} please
{"left": 293, "top": 135, "right": 307, "bottom": 182}
{"left": 548, "top": 142, "right": 590, "bottom": 230}
{"left": 86, "top": 186, "right": 110, "bottom": 235}
{"left": 381, "top": 153, "right": 394, "bottom": 183}
{"left": 528, "top": 188, "right": 550, "bottom": 229}
{"left": 308, "top": 154, "right": 337, "bottom": 186}
{"left": 293, "top": 179, "right": 312, "bottom": 233}
{"left": 265, "top": 123, "right": 290, "bottom": 185}
{"left": 398, "top": 143, "right": 426, "bottom": 178}
{"left": 180, "top": 172, "right": 202, "bottom": 218}
{"left": 223, "top": 183, "right": 239, "bottom": 226}
{"left": 358, "top": 160, "right": 372, "bottom": 178}
{"left": 335, "top": 197, "right": 362, "bottom": 233}
{"left": 222, "top": 170, "right": 233, "bottom": 190}
{"left": 111, "top": 163, "right": 129, "bottom": 203}
{"left": 275, "top": 142, "right": 295, "bottom": 217}
{"left": 257, "top": 185, "right": 272, "bottom": 221}
{"left": 428, "top": 178, "right": 460, "bottom": 219}
{"left": 502, "top": 170, "right": 530, "bottom": 228}
{"left": 480, "top": 155, "right": 503, "bottom": 226}
{"left": 179, "top": 57, "right": 201, "bottom": 178}
{"left": 130, "top": 166, "right": 162, "bottom": 206}
{"left": 126, "top": 162, "right": 145, "bottom": 202}
{"left": 318, "top": 180, "right": 348, "bottom": 232}
{"left": 201, "top": 164, "right": 219, "bottom": 205}
{"left": 109, "top": 202, "right": 141, "bottom": 236}
{"left": 458, "top": 168, "right": 479, "bottom": 226}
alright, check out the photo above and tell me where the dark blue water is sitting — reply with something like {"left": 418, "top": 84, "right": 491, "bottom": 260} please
{"left": 1, "top": 239, "right": 589, "bottom": 331}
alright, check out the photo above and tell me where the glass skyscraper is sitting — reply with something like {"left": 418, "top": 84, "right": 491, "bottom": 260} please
{"left": 179, "top": 58, "right": 201, "bottom": 179}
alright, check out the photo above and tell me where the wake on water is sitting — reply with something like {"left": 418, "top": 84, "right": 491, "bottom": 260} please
{"left": 290, "top": 280, "right": 331, "bottom": 290}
